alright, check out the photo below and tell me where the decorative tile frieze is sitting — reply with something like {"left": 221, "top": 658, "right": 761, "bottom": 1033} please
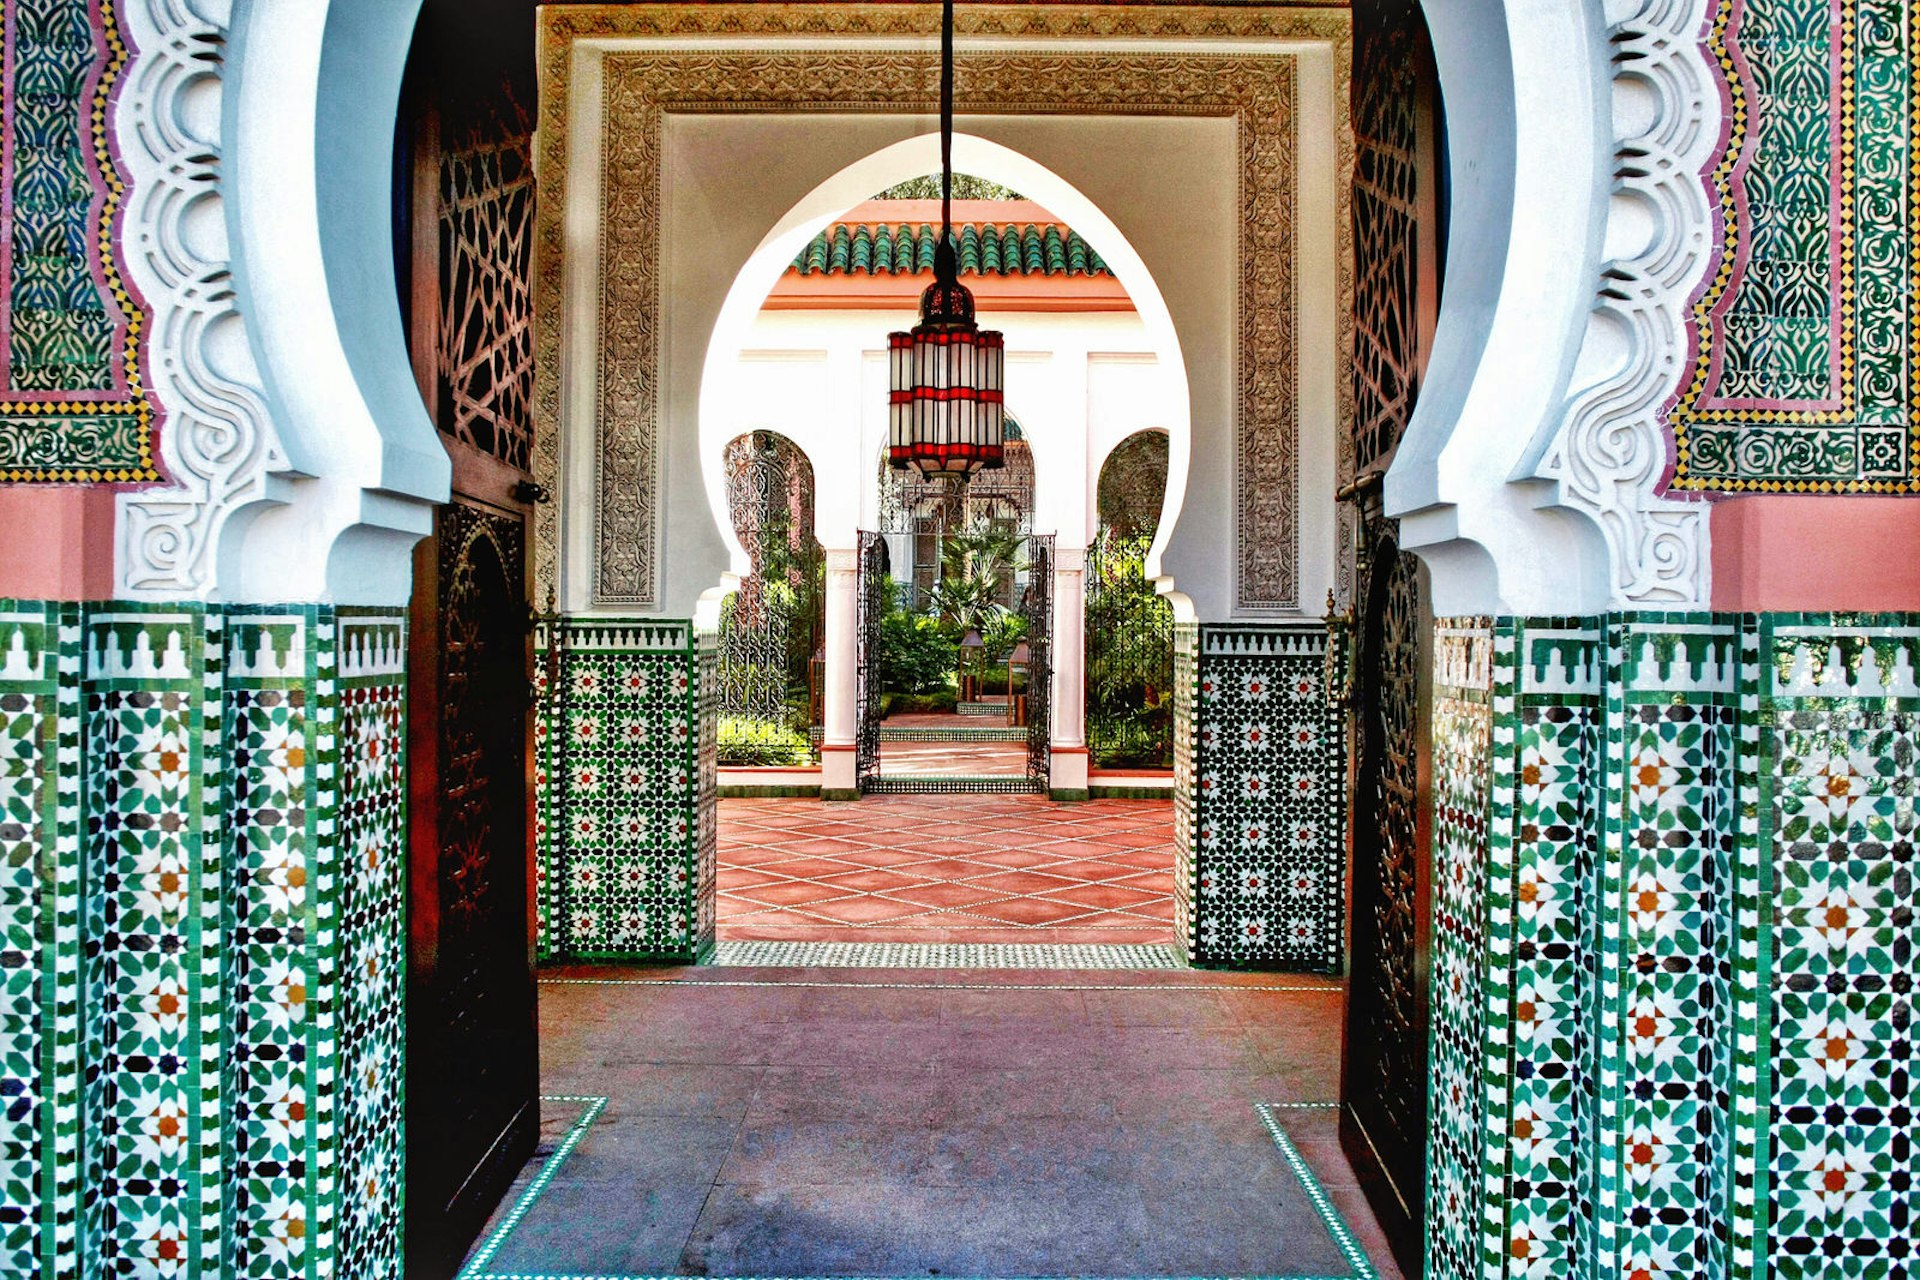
{"left": 1179, "top": 623, "right": 1347, "bottom": 972}
{"left": 1671, "top": 0, "right": 1920, "bottom": 492}
{"left": 1755, "top": 615, "right": 1917, "bottom": 1280}
{"left": 1422, "top": 610, "right": 1918, "bottom": 1280}
{"left": 536, "top": 618, "right": 715, "bottom": 963}
{"left": 0, "top": 0, "right": 159, "bottom": 482}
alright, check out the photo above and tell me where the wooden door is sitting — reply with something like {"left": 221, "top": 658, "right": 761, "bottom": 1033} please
{"left": 405, "top": 500, "right": 538, "bottom": 1278}
{"left": 1339, "top": 522, "right": 1432, "bottom": 1277}
{"left": 397, "top": 23, "right": 542, "bottom": 1271}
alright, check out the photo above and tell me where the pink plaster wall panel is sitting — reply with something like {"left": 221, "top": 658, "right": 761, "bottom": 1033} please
{"left": 1711, "top": 497, "right": 1920, "bottom": 612}
{"left": 0, "top": 488, "right": 117, "bottom": 599}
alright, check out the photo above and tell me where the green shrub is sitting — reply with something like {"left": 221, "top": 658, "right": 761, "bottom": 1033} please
{"left": 716, "top": 714, "right": 813, "bottom": 767}
{"left": 878, "top": 609, "right": 956, "bottom": 695}
{"left": 880, "top": 689, "right": 959, "bottom": 717}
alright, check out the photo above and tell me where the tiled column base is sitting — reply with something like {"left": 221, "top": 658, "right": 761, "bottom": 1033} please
{"left": 1176, "top": 622, "right": 1349, "bottom": 972}
{"left": 0, "top": 601, "right": 407, "bottom": 1280}
{"left": 1424, "top": 612, "right": 1918, "bottom": 1280}
{"left": 535, "top": 618, "right": 717, "bottom": 962}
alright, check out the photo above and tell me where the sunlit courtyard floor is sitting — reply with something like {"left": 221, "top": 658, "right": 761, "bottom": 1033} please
{"left": 465, "top": 966, "right": 1408, "bottom": 1279}
{"left": 717, "top": 795, "right": 1176, "bottom": 944}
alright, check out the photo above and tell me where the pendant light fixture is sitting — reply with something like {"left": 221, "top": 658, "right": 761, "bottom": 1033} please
{"left": 886, "top": 0, "right": 1005, "bottom": 480}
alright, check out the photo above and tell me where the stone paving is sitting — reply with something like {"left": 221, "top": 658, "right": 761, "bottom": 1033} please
{"left": 717, "top": 795, "right": 1175, "bottom": 944}
{"left": 469, "top": 966, "right": 1406, "bottom": 1279}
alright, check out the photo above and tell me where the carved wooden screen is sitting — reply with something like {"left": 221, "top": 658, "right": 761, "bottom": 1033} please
{"left": 434, "top": 104, "right": 535, "bottom": 471}
{"left": 1350, "top": 0, "right": 1439, "bottom": 474}
{"left": 399, "top": 33, "right": 541, "bottom": 1274}
{"left": 1340, "top": 520, "right": 1432, "bottom": 1276}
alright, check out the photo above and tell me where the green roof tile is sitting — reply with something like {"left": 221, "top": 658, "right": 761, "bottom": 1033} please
{"left": 790, "top": 220, "right": 1115, "bottom": 279}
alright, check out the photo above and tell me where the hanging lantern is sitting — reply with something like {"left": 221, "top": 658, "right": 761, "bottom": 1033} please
{"left": 885, "top": 0, "right": 1005, "bottom": 481}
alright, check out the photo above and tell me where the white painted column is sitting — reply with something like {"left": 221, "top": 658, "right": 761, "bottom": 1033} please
{"left": 1049, "top": 544, "right": 1089, "bottom": 797}
{"left": 821, "top": 546, "right": 861, "bottom": 796}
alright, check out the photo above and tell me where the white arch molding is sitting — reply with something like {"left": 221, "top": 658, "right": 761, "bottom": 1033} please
{"left": 110, "top": 0, "right": 1715, "bottom": 616}
{"left": 696, "top": 133, "right": 1195, "bottom": 624}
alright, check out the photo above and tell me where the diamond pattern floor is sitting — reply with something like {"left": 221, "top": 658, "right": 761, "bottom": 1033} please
{"left": 717, "top": 795, "right": 1175, "bottom": 944}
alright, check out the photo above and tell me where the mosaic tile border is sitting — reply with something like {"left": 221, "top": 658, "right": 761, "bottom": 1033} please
{"left": 1668, "top": 0, "right": 1920, "bottom": 492}
{"left": 860, "top": 775, "right": 1045, "bottom": 794}
{"left": 456, "top": 1096, "right": 1381, "bottom": 1280}
{"left": 540, "top": 977, "right": 1331, "bottom": 993}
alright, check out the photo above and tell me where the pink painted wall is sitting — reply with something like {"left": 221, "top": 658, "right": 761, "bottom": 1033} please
{"left": 0, "top": 488, "right": 119, "bottom": 600}
{"left": 1711, "top": 497, "right": 1920, "bottom": 612}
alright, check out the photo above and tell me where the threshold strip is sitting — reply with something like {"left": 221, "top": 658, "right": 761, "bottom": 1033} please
{"left": 458, "top": 1097, "right": 1380, "bottom": 1280}
{"left": 709, "top": 940, "right": 1182, "bottom": 969}
{"left": 540, "top": 977, "right": 1333, "bottom": 992}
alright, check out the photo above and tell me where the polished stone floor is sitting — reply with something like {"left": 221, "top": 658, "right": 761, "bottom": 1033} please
{"left": 463, "top": 966, "right": 1405, "bottom": 1279}
{"left": 717, "top": 795, "right": 1175, "bottom": 944}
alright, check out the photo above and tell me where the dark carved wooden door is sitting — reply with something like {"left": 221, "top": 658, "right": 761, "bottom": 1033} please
{"left": 406, "top": 501, "right": 538, "bottom": 1278}
{"left": 398, "top": 18, "right": 542, "bottom": 1269}
{"left": 1340, "top": 522, "right": 1432, "bottom": 1278}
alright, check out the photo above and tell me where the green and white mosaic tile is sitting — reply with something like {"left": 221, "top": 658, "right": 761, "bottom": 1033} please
{"left": 536, "top": 619, "right": 716, "bottom": 963}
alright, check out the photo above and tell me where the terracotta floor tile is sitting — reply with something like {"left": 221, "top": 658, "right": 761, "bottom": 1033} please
{"left": 799, "top": 896, "right": 928, "bottom": 925}
{"left": 716, "top": 795, "right": 1176, "bottom": 945}
{"left": 963, "top": 897, "right": 1095, "bottom": 926}
{"left": 878, "top": 882, "right": 1007, "bottom": 910}
{"left": 730, "top": 882, "right": 854, "bottom": 908}
{"left": 1038, "top": 884, "right": 1166, "bottom": 911}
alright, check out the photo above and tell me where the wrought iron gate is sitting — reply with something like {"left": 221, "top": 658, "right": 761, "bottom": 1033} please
{"left": 1020, "top": 535, "right": 1053, "bottom": 788}
{"left": 716, "top": 432, "right": 821, "bottom": 766}
{"left": 855, "top": 530, "right": 887, "bottom": 791}
{"left": 1084, "top": 529, "right": 1175, "bottom": 768}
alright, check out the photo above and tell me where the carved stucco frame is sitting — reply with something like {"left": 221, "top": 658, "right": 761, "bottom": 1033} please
{"left": 532, "top": 4, "right": 1355, "bottom": 613}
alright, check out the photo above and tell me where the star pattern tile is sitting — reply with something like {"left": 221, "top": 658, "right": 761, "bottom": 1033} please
{"left": 717, "top": 795, "right": 1175, "bottom": 944}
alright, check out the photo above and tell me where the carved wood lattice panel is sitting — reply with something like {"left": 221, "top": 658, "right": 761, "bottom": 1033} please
{"left": 438, "top": 108, "right": 534, "bottom": 472}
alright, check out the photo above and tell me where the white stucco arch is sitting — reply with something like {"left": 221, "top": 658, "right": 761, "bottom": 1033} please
{"left": 119, "top": 0, "right": 1714, "bottom": 616}
{"left": 115, "top": 0, "right": 448, "bottom": 605}
{"left": 697, "top": 133, "right": 1193, "bottom": 609}
{"left": 1387, "top": 0, "right": 1716, "bottom": 613}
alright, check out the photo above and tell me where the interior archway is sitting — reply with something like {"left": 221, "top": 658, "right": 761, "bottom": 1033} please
{"left": 697, "top": 133, "right": 1194, "bottom": 609}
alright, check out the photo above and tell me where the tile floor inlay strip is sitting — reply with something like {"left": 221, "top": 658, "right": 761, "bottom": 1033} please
{"left": 709, "top": 941, "right": 1184, "bottom": 968}
{"left": 460, "top": 1097, "right": 1379, "bottom": 1280}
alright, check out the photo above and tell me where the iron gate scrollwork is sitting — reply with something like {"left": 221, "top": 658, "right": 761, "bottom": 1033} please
{"left": 1020, "top": 535, "right": 1053, "bottom": 788}
{"left": 855, "top": 530, "right": 888, "bottom": 790}
{"left": 1085, "top": 431, "right": 1174, "bottom": 770}
{"left": 717, "top": 432, "right": 822, "bottom": 766}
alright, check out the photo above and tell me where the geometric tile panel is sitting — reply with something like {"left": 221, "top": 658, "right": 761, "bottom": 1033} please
{"left": 1421, "top": 610, "right": 1920, "bottom": 1280}
{"left": 1179, "top": 623, "right": 1348, "bottom": 972}
{"left": 1757, "top": 616, "right": 1918, "bottom": 1279}
{"left": 535, "top": 618, "right": 715, "bottom": 963}
{"left": 0, "top": 600, "right": 408, "bottom": 1280}
{"left": 0, "top": 0, "right": 160, "bottom": 482}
